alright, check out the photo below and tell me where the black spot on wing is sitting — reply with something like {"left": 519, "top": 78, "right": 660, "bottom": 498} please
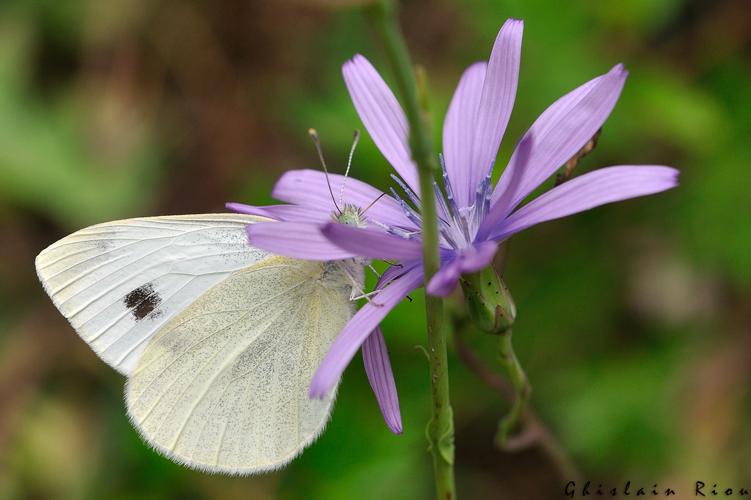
{"left": 124, "top": 283, "right": 162, "bottom": 321}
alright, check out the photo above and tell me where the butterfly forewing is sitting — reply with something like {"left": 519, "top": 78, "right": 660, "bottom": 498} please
{"left": 34, "top": 214, "right": 270, "bottom": 374}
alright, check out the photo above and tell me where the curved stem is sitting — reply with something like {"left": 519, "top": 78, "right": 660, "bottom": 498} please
{"left": 453, "top": 327, "right": 582, "bottom": 482}
{"left": 495, "top": 330, "right": 530, "bottom": 448}
{"left": 365, "top": 2, "right": 455, "bottom": 499}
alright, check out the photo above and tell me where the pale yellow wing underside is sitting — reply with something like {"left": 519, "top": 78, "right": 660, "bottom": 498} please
{"left": 125, "top": 256, "right": 354, "bottom": 475}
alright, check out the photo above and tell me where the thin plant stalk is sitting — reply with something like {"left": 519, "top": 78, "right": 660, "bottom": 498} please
{"left": 364, "top": 1, "right": 456, "bottom": 498}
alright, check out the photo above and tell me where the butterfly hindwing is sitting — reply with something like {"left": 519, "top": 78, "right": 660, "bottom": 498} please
{"left": 125, "top": 257, "right": 354, "bottom": 474}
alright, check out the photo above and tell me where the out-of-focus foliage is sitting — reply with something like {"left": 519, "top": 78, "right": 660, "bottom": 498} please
{"left": 0, "top": 1, "right": 748, "bottom": 499}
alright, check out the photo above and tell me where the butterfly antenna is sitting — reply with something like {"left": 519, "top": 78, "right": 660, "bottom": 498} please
{"left": 362, "top": 192, "right": 386, "bottom": 216}
{"left": 339, "top": 129, "right": 360, "bottom": 207}
{"left": 308, "top": 128, "right": 342, "bottom": 214}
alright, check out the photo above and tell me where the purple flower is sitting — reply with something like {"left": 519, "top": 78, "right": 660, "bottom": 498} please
{"left": 308, "top": 18, "right": 679, "bottom": 397}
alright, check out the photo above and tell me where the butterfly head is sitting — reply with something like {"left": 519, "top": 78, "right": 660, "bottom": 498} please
{"left": 334, "top": 204, "right": 367, "bottom": 227}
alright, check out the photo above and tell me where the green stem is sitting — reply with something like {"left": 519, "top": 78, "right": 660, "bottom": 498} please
{"left": 495, "top": 330, "right": 531, "bottom": 448}
{"left": 452, "top": 322, "right": 582, "bottom": 482}
{"left": 365, "top": 2, "right": 455, "bottom": 499}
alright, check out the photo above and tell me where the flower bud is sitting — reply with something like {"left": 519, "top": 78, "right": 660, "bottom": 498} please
{"left": 461, "top": 267, "right": 516, "bottom": 335}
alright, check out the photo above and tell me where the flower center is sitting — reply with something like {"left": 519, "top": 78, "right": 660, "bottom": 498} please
{"left": 387, "top": 155, "right": 494, "bottom": 251}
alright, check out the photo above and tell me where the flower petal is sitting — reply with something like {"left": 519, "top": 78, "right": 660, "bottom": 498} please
{"left": 489, "top": 64, "right": 628, "bottom": 221}
{"left": 362, "top": 327, "right": 403, "bottom": 434}
{"left": 426, "top": 258, "right": 462, "bottom": 297}
{"left": 476, "top": 134, "right": 533, "bottom": 241}
{"left": 247, "top": 221, "right": 355, "bottom": 260}
{"left": 379, "top": 260, "right": 421, "bottom": 288}
{"left": 226, "top": 202, "right": 277, "bottom": 219}
{"left": 343, "top": 55, "right": 420, "bottom": 193}
{"left": 468, "top": 19, "right": 523, "bottom": 195}
{"left": 425, "top": 241, "right": 499, "bottom": 297}
{"left": 458, "top": 240, "right": 499, "bottom": 274}
{"left": 272, "top": 169, "right": 416, "bottom": 230}
{"left": 321, "top": 222, "right": 423, "bottom": 261}
{"left": 226, "top": 202, "right": 329, "bottom": 223}
{"left": 309, "top": 265, "right": 424, "bottom": 398}
{"left": 442, "top": 62, "right": 487, "bottom": 207}
{"left": 489, "top": 166, "right": 680, "bottom": 241}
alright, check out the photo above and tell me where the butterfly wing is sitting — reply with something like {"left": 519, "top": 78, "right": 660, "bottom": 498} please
{"left": 35, "top": 214, "right": 270, "bottom": 374}
{"left": 125, "top": 257, "right": 353, "bottom": 474}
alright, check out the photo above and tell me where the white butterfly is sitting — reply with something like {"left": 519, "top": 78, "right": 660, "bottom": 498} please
{"left": 35, "top": 213, "right": 363, "bottom": 474}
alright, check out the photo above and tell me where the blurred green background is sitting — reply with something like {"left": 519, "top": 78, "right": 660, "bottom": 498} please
{"left": 0, "top": 0, "right": 749, "bottom": 498}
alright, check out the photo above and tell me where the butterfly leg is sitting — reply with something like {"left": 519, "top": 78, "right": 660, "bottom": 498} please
{"left": 367, "top": 264, "right": 381, "bottom": 278}
{"left": 350, "top": 289, "right": 382, "bottom": 301}
{"left": 342, "top": 267, "right": 384, "bottom": 307}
